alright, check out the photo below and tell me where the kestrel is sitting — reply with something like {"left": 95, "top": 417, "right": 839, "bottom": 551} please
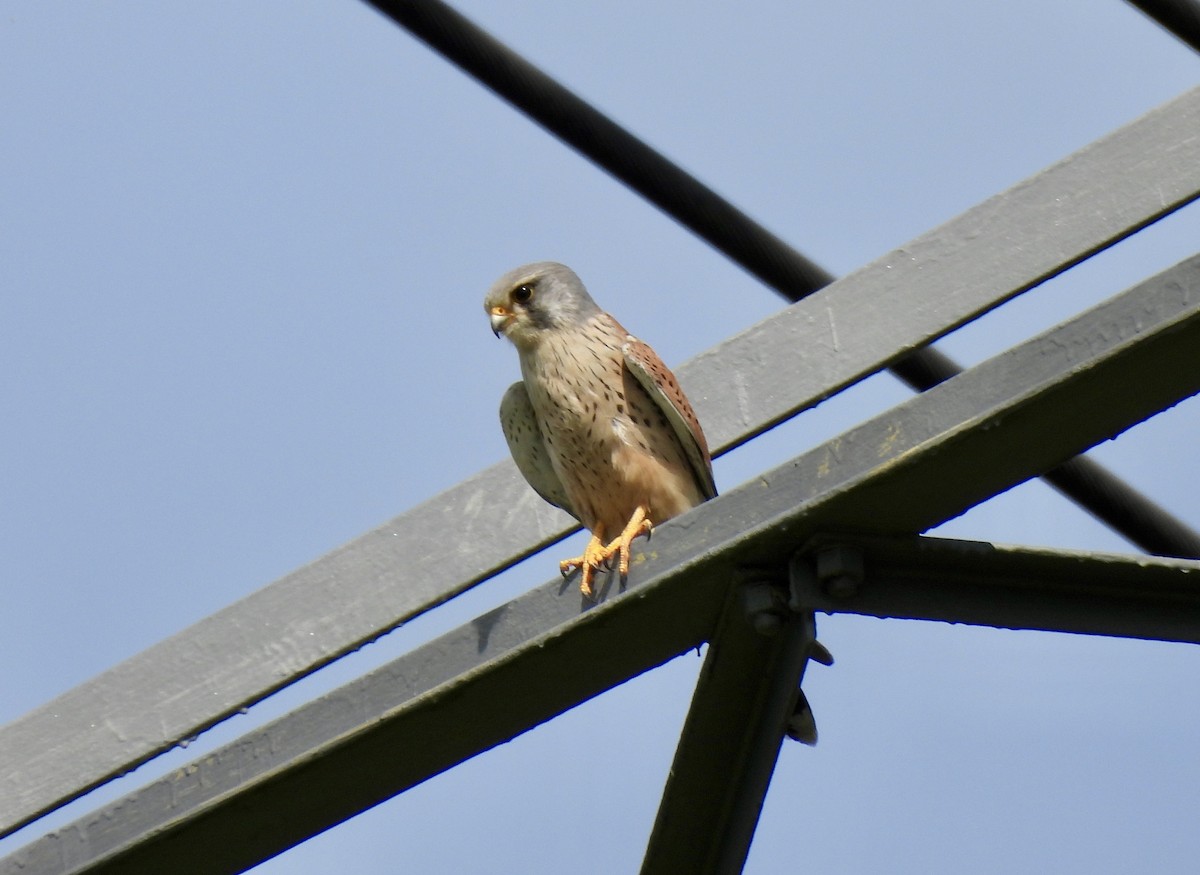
{"left": 486, "top": 261, "right": 717, "bottom": 598}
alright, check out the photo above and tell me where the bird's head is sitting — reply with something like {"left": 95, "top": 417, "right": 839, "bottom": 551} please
{"left": 485, "top": 262, "right": 601, "bottom": 349}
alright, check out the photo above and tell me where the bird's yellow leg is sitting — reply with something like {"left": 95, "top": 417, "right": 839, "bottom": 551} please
{"left": 560, "top": 508, "right": 653, "bottom": 597}
{"left": 560, "top": 524, "right": 608, "bottom": 598}
{"left": 603, "top": 505, "right": 653, "bottom": 580}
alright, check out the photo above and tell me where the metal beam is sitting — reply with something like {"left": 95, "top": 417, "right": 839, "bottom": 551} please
{"left": 5, "top": 252, "right": 1199, "bottom": 875}
{"left": 792, "top": 535, "right": 1200, "bottom": 642}
{"left": 641, "top": 583, "right": 821, "bottom": 875}
{"left": 5, "top": 85, "right": 1200, "bottom": 838}
{"left": 890, "top": 345, "right": 1200, "bottom": 558}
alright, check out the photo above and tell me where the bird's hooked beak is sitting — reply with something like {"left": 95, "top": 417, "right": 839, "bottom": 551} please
{"left": 489, "top": 305, "right": 513, "bottom": 338}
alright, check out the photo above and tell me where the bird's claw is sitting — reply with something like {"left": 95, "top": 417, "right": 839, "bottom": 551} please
{"left": 559, "top": 530, "right": 610, "bottom": 599}
{"left": 557, "top": 508, "right": 653, "bottom": 599}
{"left": 606, "top": 509, "right": 652, "bottom": 579}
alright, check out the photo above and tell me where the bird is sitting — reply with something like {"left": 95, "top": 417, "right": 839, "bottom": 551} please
{"left": 485, "top": 261, "right": 717, "bottom": 598}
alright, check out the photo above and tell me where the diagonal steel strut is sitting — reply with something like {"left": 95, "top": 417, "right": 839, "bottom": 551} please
{"left": 642, "top": 580, "right": 823, "bottom": 875}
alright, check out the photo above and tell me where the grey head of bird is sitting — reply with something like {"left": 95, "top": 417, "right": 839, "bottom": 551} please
{"left": 485, "top": 261, "right": 603, "bottom": 350}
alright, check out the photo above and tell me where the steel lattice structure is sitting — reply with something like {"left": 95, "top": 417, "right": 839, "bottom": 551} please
{"left": 3, "top": 2, "right": 1199, "bottom": 873}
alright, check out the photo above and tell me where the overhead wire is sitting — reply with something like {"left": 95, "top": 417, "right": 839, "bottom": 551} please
{"left": 364, "top": 0, "right": 1200, "bottom": 558}
{"left": 1123, "top": 0, "right": 1200, "bottom": 53}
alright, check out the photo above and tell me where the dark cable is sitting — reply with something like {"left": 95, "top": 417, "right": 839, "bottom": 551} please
{"left": 1124, "top": 0, "right": 1200, "bottom": 54}
{"left": 364, "top": 0, "right": 832, "bottom": 297}
{"left": 364, "top": 0, "right": 1200, "bottom": 558}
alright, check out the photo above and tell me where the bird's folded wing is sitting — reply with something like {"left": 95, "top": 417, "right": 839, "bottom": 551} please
{"left": 622, "top": 338, "right": 718, "bottom": 501}
{"left": 499, "top": 381, "right": 577, "bottom": 515}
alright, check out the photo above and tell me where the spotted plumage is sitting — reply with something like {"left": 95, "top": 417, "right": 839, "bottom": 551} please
{"left": 486, "top": 261, "right": 716, "bottom": 597}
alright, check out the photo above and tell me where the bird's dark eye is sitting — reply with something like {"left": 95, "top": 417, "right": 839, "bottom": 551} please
{"left": 512, "top": 284, "right": 534, "bottom": 304}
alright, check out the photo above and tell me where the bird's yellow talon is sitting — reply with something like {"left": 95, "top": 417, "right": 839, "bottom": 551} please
{"left": 553, "top": 512, "right": 653, "bottom": 597}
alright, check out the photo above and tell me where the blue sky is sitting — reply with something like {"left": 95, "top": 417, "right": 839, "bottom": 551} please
{"left": 2, "top": 1, "right": 1199, "bottom": 872}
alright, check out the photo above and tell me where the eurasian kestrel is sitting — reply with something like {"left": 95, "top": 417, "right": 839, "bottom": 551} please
{"left": 486, "top": 261, "right": 717, "bottom": 597}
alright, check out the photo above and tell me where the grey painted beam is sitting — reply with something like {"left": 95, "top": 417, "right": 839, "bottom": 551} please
{"left": 689, "top": 85, "right": 1200, "bottom": 451}
{"left": 641, "top": 586, "right": 820, "bottom": 875}
{"left": 3, "top": 87, "right": 1200, "bottom": 839}
{"left": 793, "top": 535, "right": 1200, "bottom": 642}
{"left": 891, "top": 345, "right": 1200, "bottom": 559}
{"left": 4, "top": 252, "right": 1200, "bottom": 875}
